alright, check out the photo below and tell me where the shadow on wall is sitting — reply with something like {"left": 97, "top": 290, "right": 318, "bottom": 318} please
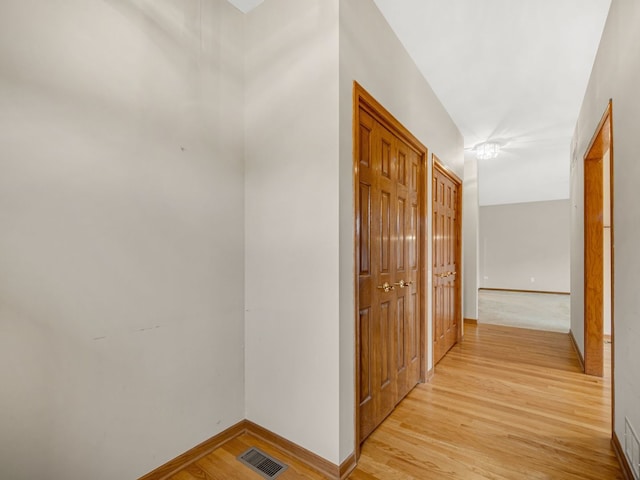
{"left": 103, "top": 0, "right": 202, "bottom": 61}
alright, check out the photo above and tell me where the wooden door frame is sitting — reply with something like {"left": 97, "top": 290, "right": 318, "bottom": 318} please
{"left": 353, "top": 82, "right": 428, "bottom": 458}
{"left": 432, "top": 157, "right": 463, "bottom": 362}
{"left": 583, "top": 101, "right": 614, "bottom": 379}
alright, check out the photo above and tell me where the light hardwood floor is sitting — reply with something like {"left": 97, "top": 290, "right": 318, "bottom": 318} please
{"left": 168, "top": 323, "right": 622, "bottom": 479}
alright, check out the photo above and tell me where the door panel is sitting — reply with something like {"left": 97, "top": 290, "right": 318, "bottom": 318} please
{"left": 433, "top": 161, "right": 461, "bottom": 365}
{"left": 395, "top": 141, "right": 421, "bottom": 401}
{"left": 357, "top": 104, "right": 423, "bottom": 442}
{"left": 358, "top": 110, "right": 376, "bottom": 439}
{"left": 358, "top": 110, "right": 396, "bottom": 440}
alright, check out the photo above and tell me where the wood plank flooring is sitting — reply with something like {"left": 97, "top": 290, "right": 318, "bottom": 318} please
{"left": 351, "top": 323, "right": 621, "bottom": 479}
{"left": 166, "top": 432, "right": 327, "bottom": 480}
{"left": 168, "top": 323, "right": 622, "bottom": 480}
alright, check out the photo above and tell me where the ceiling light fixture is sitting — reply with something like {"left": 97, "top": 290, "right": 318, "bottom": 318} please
{"left": 475, "top": 142, "right": 501, "bottom": 160}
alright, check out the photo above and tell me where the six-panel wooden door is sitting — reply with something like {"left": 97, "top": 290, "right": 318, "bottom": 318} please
{"left": 432, "top": 160, "right": 461, "bottom": 365}
{"left": 357, "top": 106, "right": 422, "bottom": 442}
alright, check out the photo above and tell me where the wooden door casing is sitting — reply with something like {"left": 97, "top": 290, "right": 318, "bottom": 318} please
{"left": 583, "top": 100, "right": 613, "bottom": 379}
{"left": 355, "top": 83, "right": 426, "bottom": 447}
{"left": 584, "top": 154, "right": 604, "bottom": 377}
{"left": 432, "top": 159, "right": 462, "bottom": 365}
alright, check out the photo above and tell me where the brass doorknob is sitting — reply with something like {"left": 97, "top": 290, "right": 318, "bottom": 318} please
{"left": 377, "top": 282, "right": 395, "bottom": 292}
{"left": 394, "top": 279, "right": 408, "bottom": 288}
{"left": 435, "top": 272, "right": 457, "bottom": 278}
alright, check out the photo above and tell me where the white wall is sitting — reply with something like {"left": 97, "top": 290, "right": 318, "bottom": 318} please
{"left": 569, "top": 131, "right": 586, "bottom": 355}
{"left": 603, "top": 148, "right": 612, "bottom": 336}
{"left": 571, "top": 0, "right": 640, "bottom": 453}
{"left": 0, "top": 0, "right": 468, "bottom": 474}
{"left": 339, "top": 0, "right": 464, "bottom": 463}
{"left": 244, "top": 0, "right": 341, "bottom": 464}
{"left": 479, "top": 200, "right": 570, "bottom": 293}
{"left": 463, "top": 154, "right": 480, "bottom": 320}
{"left": 0, "top": 1, "right": 246, "bottom": 479}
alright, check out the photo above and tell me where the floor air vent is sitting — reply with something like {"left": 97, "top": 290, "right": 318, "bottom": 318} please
{"left": 237, "top": 447, "right": 288, "bottom": 479}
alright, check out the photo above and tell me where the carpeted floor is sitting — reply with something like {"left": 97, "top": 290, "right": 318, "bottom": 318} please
{"left": 478, "top": 289, "right": 570, "bottom": 333}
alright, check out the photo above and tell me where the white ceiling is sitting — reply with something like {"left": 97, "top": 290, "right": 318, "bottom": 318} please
{"left": 373, "top": 0, "right": 611, "bottom": 205}
{"left": 228, "top": 0, "right": 611, "bottom": 205}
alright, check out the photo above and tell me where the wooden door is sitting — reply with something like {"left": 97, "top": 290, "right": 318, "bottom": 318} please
{"left": 355, "top": 84, "right": 425, "bottom": 444}
{"left": 358, "top": 110, "right": 396, "bottom": 440}
{"left": 395, "top": 139, "right": 421, "bottom": 401}
{"left": 432, "top": 160, "right": 461, "bottom": 365}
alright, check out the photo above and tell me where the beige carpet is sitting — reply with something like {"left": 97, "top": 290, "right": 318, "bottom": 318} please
{"left": 478, "top": 289, "right": 570, "bottom": 333}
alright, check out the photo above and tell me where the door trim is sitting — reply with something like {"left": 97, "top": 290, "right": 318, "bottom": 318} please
{"left": 583, "top": 100, "right": 615, "bottom": 442}
{"left": 432, "top": 157, "right": 463, "bottom": 364}
{"left": 353, "top": 82, "right": 428, "bottom": 457}
{"left": 583, "top": 100, "right": 613, "bottom": 379}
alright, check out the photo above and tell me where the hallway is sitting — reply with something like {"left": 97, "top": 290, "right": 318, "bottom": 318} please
{"left": 351, "top": 323, "right": 620, "bottom": 479}
{"left": 166, "top": 323, "right": 621, "bottom": 479}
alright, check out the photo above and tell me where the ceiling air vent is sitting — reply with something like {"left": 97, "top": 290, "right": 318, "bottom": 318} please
{"left": 237, "top": 447, "right": 288, "bottom": 479}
